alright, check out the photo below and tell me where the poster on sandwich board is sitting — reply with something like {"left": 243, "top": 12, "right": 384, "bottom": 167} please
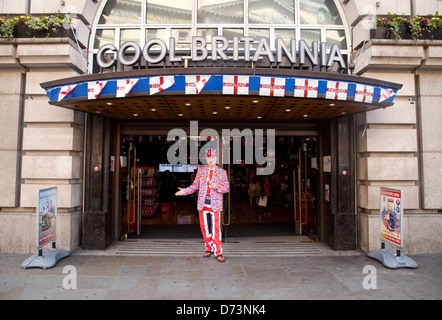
{"left": 366, "top": 187, "right": 417, "bottom": 269}
{"left": 37, "top": 187, "right": 58, "bottom": 249}
{"left": 21, "top": 187, "right": 70, "bottom": 269}
{"left": 379, "top": 187, "right": 403, "bottom": 248}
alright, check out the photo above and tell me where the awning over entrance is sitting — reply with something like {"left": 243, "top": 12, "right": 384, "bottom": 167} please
{"left": 40, "top": 68, "right": 402, "bottom": 121}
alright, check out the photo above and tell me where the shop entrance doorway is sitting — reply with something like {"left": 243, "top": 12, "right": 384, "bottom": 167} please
{"left": 118, "top": 132, "right": 320, "bottom": 240}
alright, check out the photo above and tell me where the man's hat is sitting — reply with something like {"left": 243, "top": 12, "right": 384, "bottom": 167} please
{"left": 206, "top": 148, "right": 217, "bottom": 157}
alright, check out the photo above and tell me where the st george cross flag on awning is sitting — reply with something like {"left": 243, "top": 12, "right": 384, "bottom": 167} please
{"left": 354, "top": 84, "right": 374, "bottom": 103}
{"left": 259, "top": 77, "right": 286, "bottom": 97}
{"left": 379, "top": 88, "right": 396, "bottom": 102}
{"left": 58, "top": 84, "right": 77, "bottom": 101}
{"left": 150, "top": 76, "right": 175, "bottom": 95}
{"left": 326, "top": 81, "right": 348, "bottom": 101}
{"left": 222, "top": 75, "right": 249, "bottom": 95}
{"left": 185, "top": 75, "right": 211, "bottom": 94}
{"left": 88, "top": 81, "right": 108, "bottom": 100}
{"left": 294, "top": 78, "right": 319, "bottom": 98}
{"left": 116, "top": 79, "right": 138, "bottom": 98}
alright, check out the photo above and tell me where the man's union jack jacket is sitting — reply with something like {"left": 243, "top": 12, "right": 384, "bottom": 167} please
{"left": 181, "top": 165, "right": 230, "bottom": 212}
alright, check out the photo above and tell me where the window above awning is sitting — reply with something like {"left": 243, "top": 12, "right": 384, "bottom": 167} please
{"left": 40, "top": 68, "right": 402, "bottom": 121}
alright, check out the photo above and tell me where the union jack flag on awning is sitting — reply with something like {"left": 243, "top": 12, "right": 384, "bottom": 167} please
{"left": 259, "top": 77, "right": 286, "bottom": 97}
{"left": 294, "top": 78, "right": 319, "bottom": 98}
{"left": 116, "top": 79, "right": 138, "bottom": 98}
{"left": 354, "top": 84, "right": 374, "bottom": 103}
{"left": 185, "top": 75, "right": 211, "bottom": 94}
{"left": 58, "top": 84, "right": 77, "bottom": 101}
{"left": 326, "top": 81, "right": 348, "bottom": 101}
{"left": 149, "top": 76, "right": 175, "bottom": 95}
{"left": 379, "top": 88, "right": 396, "bottom": 102}
{"left": 222, "top": 75, "right": 249, "bottom": 95}
{"left": 87, "top": 81, "right": 108, "bottom": 100}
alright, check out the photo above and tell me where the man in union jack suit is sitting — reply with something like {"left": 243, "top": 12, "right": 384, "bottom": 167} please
{"left": 175, "top": 148, "right": 229, "bottom": 262}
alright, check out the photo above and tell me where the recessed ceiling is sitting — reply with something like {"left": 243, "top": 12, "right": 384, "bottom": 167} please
{"left": 67, "top": 94, "right": 374, "bottom": 121}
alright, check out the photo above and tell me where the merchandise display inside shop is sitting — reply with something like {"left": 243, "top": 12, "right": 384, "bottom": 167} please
{"left": 120, "top": 133, "right": 320, "bottom": 238}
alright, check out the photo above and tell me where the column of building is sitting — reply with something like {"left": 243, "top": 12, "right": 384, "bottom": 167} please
{"left": 0, "top": 0, "right": 97, "bottom": 253}
{"left": 343, "top": 0, "right": 442, "bottom": 253}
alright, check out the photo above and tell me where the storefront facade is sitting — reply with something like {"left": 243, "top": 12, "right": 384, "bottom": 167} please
{"left": 0, "top": 0, "right": 441, "bottom": 254}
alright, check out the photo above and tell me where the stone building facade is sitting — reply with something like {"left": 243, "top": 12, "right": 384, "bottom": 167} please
{"left": 0, "top": 0, "right": 441, "bottom": 254}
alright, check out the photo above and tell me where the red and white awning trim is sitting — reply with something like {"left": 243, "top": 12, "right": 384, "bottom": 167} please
{"left": 150, "top": 76, "right": 175, "bottom": 95}
{"left": 185, "top": 75, "right": 211, "bottom": 95}
{"left": 259, "top": 77, "right": 286, "bottom": 97}
{"left": 45, "top": 74, "right": 399, "bottom": 105}
{"left": 87, "top": 81, "right": 108, "bottom": 100}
